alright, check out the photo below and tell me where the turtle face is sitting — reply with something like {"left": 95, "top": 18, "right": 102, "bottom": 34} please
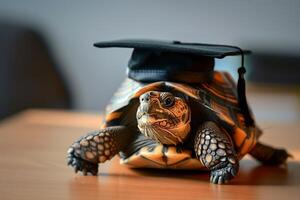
{"left": 136, "top": 91, "right": 191, "bottom": 145}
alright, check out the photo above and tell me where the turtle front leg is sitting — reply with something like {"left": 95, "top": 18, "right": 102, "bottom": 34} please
{"left": 67, "top": 126, "right": 135, "bottom": 175}
{"left": 194, "top": 121, "right": 239, "bottom": 184}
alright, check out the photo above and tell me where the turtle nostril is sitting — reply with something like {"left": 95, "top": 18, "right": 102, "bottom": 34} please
{"left": 140, "top": 93, "right": 151, "bottom": 103}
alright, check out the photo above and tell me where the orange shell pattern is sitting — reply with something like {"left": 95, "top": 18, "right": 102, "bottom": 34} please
{"left": 103, "top": 71, "right": 258, "bottom": 168}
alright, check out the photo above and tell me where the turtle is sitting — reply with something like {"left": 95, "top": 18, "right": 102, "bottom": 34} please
{"left": 67, "top": 39, "right": 290, "bottom": 184}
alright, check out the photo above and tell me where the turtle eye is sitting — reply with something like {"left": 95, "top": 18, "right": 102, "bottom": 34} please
{"left": 162, "top": 95, "right": 175, "bottom": 107}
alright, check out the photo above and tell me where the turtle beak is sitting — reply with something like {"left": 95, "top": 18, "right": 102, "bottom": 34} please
{"left": 139, "top": 92, "right": 160, "bottom": 114}
{"left": 137, "top": 102, "right": 159, "bottom": 119}
{"left": 137, "top": 91, "right": 169, "bottom": 124}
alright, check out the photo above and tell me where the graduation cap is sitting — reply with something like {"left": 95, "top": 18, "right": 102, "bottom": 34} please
{"left": 94, "top": 39, "right": 250, "bottom": 83}
{"left": 94, "top": 39, "right": 254, "bottom": 126}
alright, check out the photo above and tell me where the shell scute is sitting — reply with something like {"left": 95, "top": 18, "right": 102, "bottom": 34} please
{"left": 104, "top": 71, "right": 258, "bottom": 167}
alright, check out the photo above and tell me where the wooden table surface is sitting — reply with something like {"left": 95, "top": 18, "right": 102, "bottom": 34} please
{"left": 1, "top": 109, "right": 300, "bottom": 200}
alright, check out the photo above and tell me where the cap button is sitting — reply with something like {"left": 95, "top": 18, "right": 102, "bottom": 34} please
{"left": 173, "top": 40, "right": 181, "bottom": 44}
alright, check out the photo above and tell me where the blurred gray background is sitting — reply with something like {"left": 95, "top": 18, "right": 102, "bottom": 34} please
{"left": 0, "top": 0, "right": 299, "bottom": 113}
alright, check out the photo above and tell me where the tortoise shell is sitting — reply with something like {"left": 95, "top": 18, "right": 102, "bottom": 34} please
{"left": 102, "top": 71, "right": 259, "bottom": 169}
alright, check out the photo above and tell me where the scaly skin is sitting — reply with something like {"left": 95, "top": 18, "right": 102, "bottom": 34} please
{"left": 194, "top": 121, "right": 239, "bottom": 184}
{"left": 67, "top": 126, "right": 135, "bottom": 175}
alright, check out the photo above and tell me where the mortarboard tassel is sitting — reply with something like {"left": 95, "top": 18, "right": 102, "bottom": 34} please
{"left": 237, "top": 51, "right": 255, "bottom": 127}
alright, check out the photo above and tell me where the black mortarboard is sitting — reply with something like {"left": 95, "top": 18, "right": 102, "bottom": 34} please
{"left": 94, "top": 39, "right": 254, "bottom": 126}
{"left": 94, "top": 39, "right": 250, "bottom": 83}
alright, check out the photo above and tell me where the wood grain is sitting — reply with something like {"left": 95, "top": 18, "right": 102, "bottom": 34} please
{"left": 0, "top": 109, "right": 300, "bottom": 200}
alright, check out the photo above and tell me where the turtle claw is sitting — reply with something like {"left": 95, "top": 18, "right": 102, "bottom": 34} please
{"left": 82, "top": 168, "right": 88, "bottom": 176}
{"left": 67, "top": 151, "right": 98, "bottom": 176}
{"left": 74, "top": 166, "right": 79, "bottom": 173}
{"left": 217, "top": 177, "right": 225, "bottom": 184}
{"left": 210, "top": 163, "right": 239, "bottom": 184}
{"left": 67, "top": 159, "right": 72, "bottom": 166}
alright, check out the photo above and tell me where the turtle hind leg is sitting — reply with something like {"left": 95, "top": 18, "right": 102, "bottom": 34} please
{"left": 249, "top": 142, "right": 291, "bottom": 165}
{"left": 67, "top": 126, "right": 135, "bottom": 175}
{"left": 194, "top": 121, "right": 239, "bottom": 184}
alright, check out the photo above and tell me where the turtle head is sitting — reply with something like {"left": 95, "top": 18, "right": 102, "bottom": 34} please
{"left": 136, "top": 91, "right": 191, "bottom": 145}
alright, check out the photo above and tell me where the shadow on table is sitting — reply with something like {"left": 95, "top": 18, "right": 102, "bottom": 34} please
{"left": 234, "top": 160, "right": 299, "bottom": 186}
{"left": 126, "top": 160, "right": 300, "bottom": 186}
{"left": 68, "top": 159, "right": 300, "bottom": 189}
{"left": 67, "top": 160, "right": 300, "bottom": 200}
